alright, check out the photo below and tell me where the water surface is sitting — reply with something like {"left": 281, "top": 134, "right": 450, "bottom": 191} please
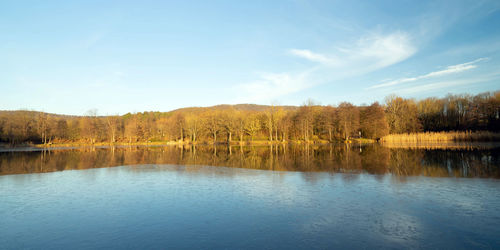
{"left": 1, "top": 144, "right": 499, "bottom": 249}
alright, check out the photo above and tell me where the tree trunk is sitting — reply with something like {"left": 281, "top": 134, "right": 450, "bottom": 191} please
{"left": 302, "top": 124, "right": 306, "bottom": 141}
{"left": 269, "top": 126, "right": 273, "bottom": 141}
{"left": 344, "top": 121, "right": 348, "bottom": 140}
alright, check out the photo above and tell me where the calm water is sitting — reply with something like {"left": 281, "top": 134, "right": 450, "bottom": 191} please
{"left": 1, "top": 144, "right": 500, "bottom": 249}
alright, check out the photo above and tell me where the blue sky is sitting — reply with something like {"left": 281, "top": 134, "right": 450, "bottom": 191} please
{"left": 1, "top": 0, "right": 500, "bottom": 115}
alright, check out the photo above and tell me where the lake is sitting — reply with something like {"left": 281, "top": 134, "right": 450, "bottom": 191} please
{"left": 1, "top": 144, "right": 499, "bottom": 249}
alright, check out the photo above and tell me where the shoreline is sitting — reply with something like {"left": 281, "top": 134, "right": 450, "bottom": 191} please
{"left": 2, "top": 141, "right": 500, "bottom": 153}
{"left": 2, "top": 131, "right": 500, "bottom": 151}
{"left": 0, "top": 139, "right": 375, "bottom": 151}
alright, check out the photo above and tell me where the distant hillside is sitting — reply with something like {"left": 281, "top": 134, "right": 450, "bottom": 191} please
{"left": 1, "top": 104, "right": 299, "bottom": 117}
{"left": 171, "top": 104, "right": 298, "bottom": 114}
{"left": 0, "top": 110, "right": 77, "bottom": 118}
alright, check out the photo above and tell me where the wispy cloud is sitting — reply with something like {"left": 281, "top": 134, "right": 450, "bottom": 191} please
{"left": 289, "top": 49, "right": 337, "bottom": 65}
{"left": 395, "top": 70, "right": 500, "bottom": 95}
{"left": 348, "top": 32, "right": 416, "bottom": 70}
{"left": 289, "top": 32, "right": 415, "bottom": 71}
{"left": 235, "top": 31, "right": 416, "bottom": 103}
{"left": 235, "top": 69, "right": 318, "bottom": 103}
{"left": 398, "top": 79, "right": 478, "bottom": 94}
{"left": 368, "top": 58, "right": 487, "bottom": 89}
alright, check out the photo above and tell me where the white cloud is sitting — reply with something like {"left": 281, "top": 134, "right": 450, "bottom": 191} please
{"left": 289, "top": 49, "right": 337, "bottom": 65}
{"left": 353, "top": 32, "right": 416, "bottom": 70}
{"left": 396, "top": 70, "right": 500, "bottom": 94}
{"left": 235, "top": 69, "right": 316, "bottom": 103}
{"left": 290, "top": 32, "right": 415, "bottom": 71}
{"left": 368, "top": 58, "right": 487, "bottom": 89}
{"left": 235, "top": 32, "right": 416, "bottom": 103}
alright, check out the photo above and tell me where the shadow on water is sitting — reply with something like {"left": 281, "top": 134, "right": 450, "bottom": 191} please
{"left": 0, "top": 143, "right": 499, "bottom": 178}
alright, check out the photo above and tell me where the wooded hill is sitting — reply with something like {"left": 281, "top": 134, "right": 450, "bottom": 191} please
{"left": 0, "top": 91, "right": 499, "bottom": 145}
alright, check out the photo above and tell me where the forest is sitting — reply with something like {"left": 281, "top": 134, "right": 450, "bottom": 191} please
{"left": 0, "top": 91, "right": 499, "bottom": 146}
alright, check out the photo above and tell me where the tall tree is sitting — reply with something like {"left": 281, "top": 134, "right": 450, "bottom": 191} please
{"left": 106, "top": 115, "right": 119, "bottom": 143}
{"left": 360, "top": 102, "right": 389, "bottom": 139}
{"left": 185, "top": 114, "right": 202, "bottom": 142}
{"left": 295, "top": 100, "right": 316, "bottom": 141}
{"left": 82, "top": 109, "right": 100, "bottom": 144}
{"left": 277, "top": 111, "right": 292, "bottom": 142}
{"left": 235, "top": 111, "right": 246, "bottom": 143}
{"left": 264, "top": 106, "right": 276, "bottom": 141}
{"left": 172, "top": 113, "right": 186, "bottom": 142}
{"left": 337, "top": 102, "right": 359, "bottom": 140}
{"left": 417, "top": 97, "right": 444, "bottom": 131}
{"left": 124, "top": 114, "right": 140, "bottom": 143}
{"left": 244, "top": 114, "right": 260, "bottom": 142}
{"left": 385, "top": 95, "right": 421, "bottom": 133}
{"left": 37, "top": 113, "right": 49, "bottom": 144}
{"left": 221, "top": 110, "right": 237, "bottom": 143}
{"left": 203, "top": 110, "right": 222, "bottom": 144}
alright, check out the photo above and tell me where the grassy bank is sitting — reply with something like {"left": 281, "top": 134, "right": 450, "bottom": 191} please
{"left": 381, "top": 131, "right": 500, "bottom": 143}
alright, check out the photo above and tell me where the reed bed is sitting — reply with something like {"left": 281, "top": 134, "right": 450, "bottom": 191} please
{"left": 381, "top": 131, "right": 500, "bottom": 143}
{"left": 380, "top": 142, "right": 498, "bottom": 150}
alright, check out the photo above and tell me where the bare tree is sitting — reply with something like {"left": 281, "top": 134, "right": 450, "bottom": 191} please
{"left": 360, "top": 102, "right": 388, "bottom": 139}
{"left": 38, "top": 113, "right": 49, "bottom": 144}
{"left": 106, "top": 115, "right": 119, "bottom": 144}
{"left": 172, "top": 113, "right": 186, "bottom": 142}
{"left": 203, "top": 110, "right": 222, "bottom": 144}
{"left": 221, "top": 110, "right": 237, "bottom": 143}
{"left": 385, "top": 95, "right": 421, "bottom": 133}
{"left": 82, "top": 109, "right": 99, "bottom": 144}
{"left": 124, "top": 114, "right": 139, "bottom": 144}
{"left": 265, "top": 106, "right": 275, "bottom": 141}
{"left": 186, "top": 114, "right": 202, "bottom": 143}
{"left": 244, "top": 114, "right": 260, "bottom": 142}
{"left": 337, "top": 102, "right": 359, "bottom": 140}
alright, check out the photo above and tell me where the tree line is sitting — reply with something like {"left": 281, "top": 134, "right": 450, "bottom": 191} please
{"left": 0, "top": 91, "right": 498, "bottom": 145}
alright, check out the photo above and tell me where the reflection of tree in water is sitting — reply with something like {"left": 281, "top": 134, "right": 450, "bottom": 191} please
{"left": 420, "top": 149, "right": 500, "bottom": 178}
{"left": 388, "top": 149, "right": 427, "bottom": 177}
{"left": 0, "top": 145, "right": 498, "bottom": 178}
{"left": 360, "top": 145, "right": 391, "bottom": 175}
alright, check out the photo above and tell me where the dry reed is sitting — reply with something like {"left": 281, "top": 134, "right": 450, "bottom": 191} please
{"left": 381, "top": 131, "right": 500, "bottom": 143}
